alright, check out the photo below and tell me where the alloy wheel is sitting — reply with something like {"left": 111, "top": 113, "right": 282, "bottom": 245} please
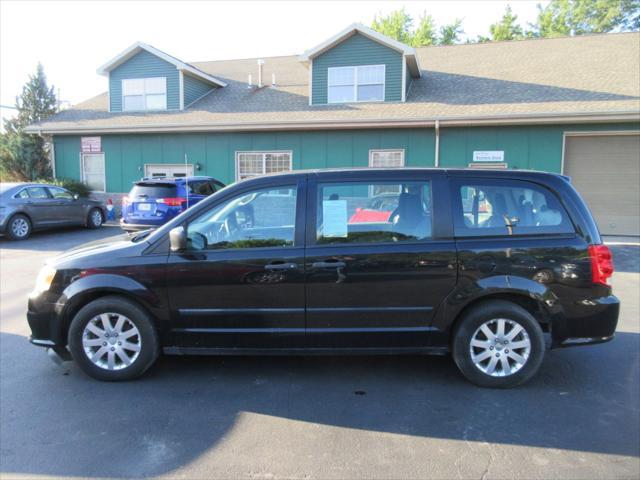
{"left": 469, "top": 318, "right": 531, "bottom": 377}
{"left": 91, "top": 210, "right": 103, "bottom": 227}
{"left": 11, "top": 218, "right": 29, "bottom": 238}
{"left": 82, "top": 313, "right": 141, "bottom": 370}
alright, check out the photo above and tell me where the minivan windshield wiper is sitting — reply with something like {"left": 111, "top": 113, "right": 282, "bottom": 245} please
{"left": 130, "top": 229, "right": 153, "bottom": 242}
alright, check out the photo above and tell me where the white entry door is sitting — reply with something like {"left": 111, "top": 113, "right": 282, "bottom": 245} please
{"left": 145, "top": 164, "right": 194, "bottom": 178}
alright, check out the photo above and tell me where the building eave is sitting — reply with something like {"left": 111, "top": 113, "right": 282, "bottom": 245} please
{"left": 299, "top": 22, "right": 421, "bottom": 78}
{"left": 25, "top": 111, "right": 640, "bottom": 135}
{"left": 96, "top": 41, "right": 227, "bottom": 87}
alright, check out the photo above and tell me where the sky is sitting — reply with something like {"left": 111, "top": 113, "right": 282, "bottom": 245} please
{"left": 0, "top": 0, "right": 549, "bottom": 125}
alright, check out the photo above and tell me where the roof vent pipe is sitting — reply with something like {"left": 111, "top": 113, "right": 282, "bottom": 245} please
{"left": 272, "top": 73, "right": 276, "bottom": 88}
{"left": 257, "top": 59, "right": 264, "bottom": 88}
{"left": 247, "top": 74, "right": 253, "bottom": 89}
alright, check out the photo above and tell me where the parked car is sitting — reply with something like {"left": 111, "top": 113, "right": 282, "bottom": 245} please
{"left": 120, "top": 176, "right": 225, "bottom": 232}
{"left": 27, "top": 168, "right": 618, "bottom": 387}
{"left": 0, "top": 183, "right": 106, "bottom": 240}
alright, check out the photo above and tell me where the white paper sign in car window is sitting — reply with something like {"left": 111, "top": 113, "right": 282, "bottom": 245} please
{"left": 323, "top": 200, "right": 348, "bottom": 237}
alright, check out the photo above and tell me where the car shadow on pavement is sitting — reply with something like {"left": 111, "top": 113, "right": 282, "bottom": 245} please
{"left": 1, "top": 330, "right": 638, "bottom": 478}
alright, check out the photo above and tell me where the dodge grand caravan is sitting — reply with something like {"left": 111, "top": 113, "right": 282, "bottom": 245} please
{"left": 27, "top": 168, "right": 618, "bottom": 387}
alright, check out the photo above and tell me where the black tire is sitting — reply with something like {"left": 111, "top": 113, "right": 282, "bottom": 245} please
{"left": 452, "top": 300, "right": 545, "bottom": 388}
{"left": 6, "top": 214, "right": 32, "bottom": 240}
{"left": 67, "top": 296, "right": 159, "bottom": 381}
{"left": 87, "top": 208, "right": 104, "bottom": 229}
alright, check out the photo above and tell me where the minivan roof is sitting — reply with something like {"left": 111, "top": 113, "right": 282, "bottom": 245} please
{"left": 235, "top": 167, "right": 568, "bottom": 182}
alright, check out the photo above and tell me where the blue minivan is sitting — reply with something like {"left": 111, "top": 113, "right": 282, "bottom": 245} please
{"left": 120, "top": 176, "right": 225, "bottom": 232}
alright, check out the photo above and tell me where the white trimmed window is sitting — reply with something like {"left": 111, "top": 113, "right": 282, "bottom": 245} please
{"left": 328, "top": 65, "right": 385, "bottom": 103}
{"left": 236, "top": 151, "right": 292, "bottom": 181}
{"left": 369, "top": 149, "right": 405, "bottom": 168}
{"left": 122, "top": 77, "right": 167, "bottom": 111}
{"left": 369, "top": 149, "right": 405, "bottom": 195}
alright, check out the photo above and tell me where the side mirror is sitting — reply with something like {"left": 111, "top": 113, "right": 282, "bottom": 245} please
{"left": 73, "top": 193, "right": 79, "bottom": 200}
{"left": 169, "top": 226, "right": 187, "bottom": 252}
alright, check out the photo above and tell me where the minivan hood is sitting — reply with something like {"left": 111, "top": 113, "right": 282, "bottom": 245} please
{"left": 49, "top": 233, "right": 138, "bottom": 267}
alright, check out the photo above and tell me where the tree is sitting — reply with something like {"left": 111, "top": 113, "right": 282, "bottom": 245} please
{"left": 532, "top": 0, "right": 640, "bottom": 37}
{"left": 439, "top": 19, "right": 464, "bottom": 45}
{"left": 371, "top": 8, "right": 414, "bottom": 45}
{"left": 371, "top": 9, "right": 466, "bottom": 46}
{"left": 490, "top": 5, "right": 525, "bottom": 40}
{"left": 412, "top": 13, "right": 438, "bottom": 46}
{"left": 0, "top": 64, "right": 57, "bottom": 181}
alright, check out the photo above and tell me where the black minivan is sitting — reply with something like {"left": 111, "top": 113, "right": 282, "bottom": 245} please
{"left": 27, "top": 168, "right": 618, "bottom": 387}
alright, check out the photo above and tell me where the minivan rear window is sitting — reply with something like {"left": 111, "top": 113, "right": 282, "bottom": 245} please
{"left": 130, "top": 183, "right": 177, "bottom": 198}
{"left": 453, "top": 179, "right": 574, "bottom": 237}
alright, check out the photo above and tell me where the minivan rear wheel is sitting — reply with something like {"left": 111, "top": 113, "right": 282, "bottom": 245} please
{"left": 453, "top": 300, "right": 545, "bottom": 388}
{"left": 68, "top": 296, "right": 159, "bottom": 381}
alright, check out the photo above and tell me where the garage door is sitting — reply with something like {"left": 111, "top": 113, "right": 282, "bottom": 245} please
{"left": 564, "top": 134, "right": 640, "bottom": 236}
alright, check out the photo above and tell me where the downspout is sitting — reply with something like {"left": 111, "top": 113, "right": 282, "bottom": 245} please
{"left": 50, "top": 133, "right": 56, "bottom": 178}
{"left": 434, "top": 120, "right": 440, "bottom": 167}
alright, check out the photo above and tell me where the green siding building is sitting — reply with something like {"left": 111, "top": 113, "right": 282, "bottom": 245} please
{"left": 28, "top": 23, "right": 640, "bottom": 235}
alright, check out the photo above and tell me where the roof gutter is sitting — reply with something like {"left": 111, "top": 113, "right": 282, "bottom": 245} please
{"left": 25, "top": 111, "right": 640, "bottom": 135}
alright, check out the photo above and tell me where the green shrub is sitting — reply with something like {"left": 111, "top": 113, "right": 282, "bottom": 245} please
{"left": 36, "top": 177, "right": 92, "bottom": 198}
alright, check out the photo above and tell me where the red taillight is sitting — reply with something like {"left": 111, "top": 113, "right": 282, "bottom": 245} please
{"left": 156, "top": 197, "right": 186, "bottom": 207}
{"left": 588, "top": 244, "right": 614, "bottom": 285}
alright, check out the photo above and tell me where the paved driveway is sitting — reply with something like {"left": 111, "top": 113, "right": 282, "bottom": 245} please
{"left": 1, "top": 227, "right": 638, "bottom": 479}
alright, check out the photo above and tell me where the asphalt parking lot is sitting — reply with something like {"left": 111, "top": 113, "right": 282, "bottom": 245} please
{"left": 1, "top": 226, "right": 639, "bottom": 479}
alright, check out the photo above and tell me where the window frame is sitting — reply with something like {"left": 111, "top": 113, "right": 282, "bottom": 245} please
{"left": 308, "top": 177, "right": 435, "bottom": 248}
{"left": 327, "top": 65, "right": 386, "bottom": 104}
{"left": 46, "top": 186, "right": 74, "bottom": 200}
{"left": 176, "top": 177, "right": 307, "bottom": 254}
{"left": 450, "top": 177, "right": 577, "bottom": 238}
{"left": 80, "top": 153, "right": 106, "bottom": 192}
{"left": 235, "top": 151, "right": 293, "bottom": 182}
{"left": 368, "top": 149, "right": 405, "bottom": 168}
{"left": 122, "top": 77, "right": 167, "bottom": 112}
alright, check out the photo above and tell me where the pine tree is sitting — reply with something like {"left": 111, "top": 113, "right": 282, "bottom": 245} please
{"left": 490, "top": 5, "right": 525, "bottom": 41}
{"left": 1, "top": 64, "right": 57, "bottom": 181}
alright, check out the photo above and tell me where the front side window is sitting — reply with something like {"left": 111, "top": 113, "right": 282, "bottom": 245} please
{"left": 316, "top": 181, "right": 432, "bottom": 245}
{"left": 122, "top": 77, "right": 167, "bottom": 111}
{"left": 327, "top": 65, "right": 385, "bottom": 103}
{"left": 236, "top": 151, "right": 292, "bottom": 181}
{"left": 48, "top": 187, "right": 73, "bottom": 199}
{"left": 455, "top": 180, "right": 574, "bottom": 236}
{"left": 186, "top": 186, "right": 297, "bottom": 250}
{"left": 25, "top": 187, "right": 50, "bottom": 199}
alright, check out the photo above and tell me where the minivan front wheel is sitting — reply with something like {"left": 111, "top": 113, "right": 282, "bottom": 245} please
{"left": 453, "top": 300, "right": 545, "bottom": 388}
{"left": 68, "top": 296, "right": 159, "bottom": 381}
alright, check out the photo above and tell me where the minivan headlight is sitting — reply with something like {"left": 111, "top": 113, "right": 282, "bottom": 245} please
{"left": 33, "top": 265, "right": 57, "bottom": 295}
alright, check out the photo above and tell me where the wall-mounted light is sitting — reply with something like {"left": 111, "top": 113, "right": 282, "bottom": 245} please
{"left": 196, "top": 162, "right": 202, "bottom": 171}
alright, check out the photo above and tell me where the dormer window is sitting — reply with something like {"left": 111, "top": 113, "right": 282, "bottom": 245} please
{"left": 328, "top": 65, "right": 385, "bottom": 103}
{"left": 122, "top": 77, "right": 167, "bottom": 111}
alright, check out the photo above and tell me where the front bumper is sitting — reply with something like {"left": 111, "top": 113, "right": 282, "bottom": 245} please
{"left": 551, "top": 295, "right": 620, "bottom": 348}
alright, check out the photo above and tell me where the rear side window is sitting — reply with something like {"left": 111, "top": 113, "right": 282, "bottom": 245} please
{"left": 453, "top": 179, "right": 574, "bottom": 237}
{"left": 129, "top": 183, "right": 177, "bottom": 198}
{"left": 188, "top": 180, "right": 215, "bottom": 196}
{"left": 316, "top": 181, "right": 432, "bottom": 244}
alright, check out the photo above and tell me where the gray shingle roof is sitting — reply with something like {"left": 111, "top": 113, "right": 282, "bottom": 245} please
{"left": 28, "top": 32, "right": 640, "bottom": 133}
